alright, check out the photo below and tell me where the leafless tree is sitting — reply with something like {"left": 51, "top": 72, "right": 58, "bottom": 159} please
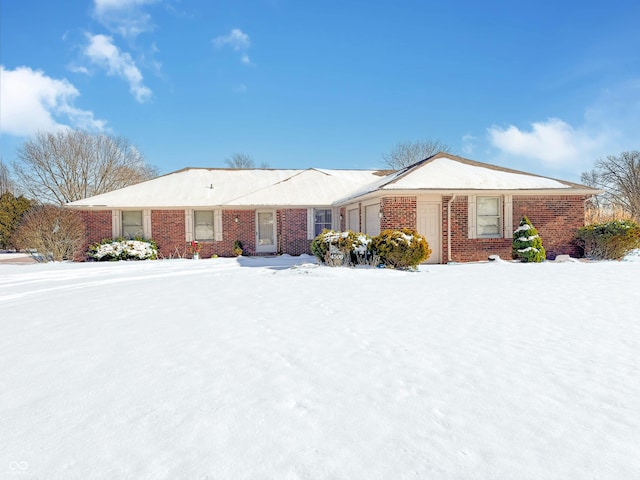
{"left": 225, "top": 152, "right": 255, "bottom": 168}
{"left": 382, "top": 139, "right": 451, "bottom": 170}
{"left": 12, "top": 205, "right": 86, "bottom": 261}
{"left": 0, "top": 158, "right": 14, "bottom": 195}
{"left": 581, "top": 151, "right": 640, "bottom": 223}
{"left": 13, "top": 131, "right": 158, "bottom": 205}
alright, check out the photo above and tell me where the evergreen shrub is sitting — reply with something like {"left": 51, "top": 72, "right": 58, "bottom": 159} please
{"left": 88, "top": 237, "right": 158, "bottom": 261}
{"left": 370, "top": 228, "right": 431, "bottom": 269}
{"left": 311, "top": 229, "right": 373, "bottom": 266}
{"left": 512, "top": 216, "right": 546, "bottom": 262}
{"left": 576, "top": 220, "right": 640, "bottom": 260}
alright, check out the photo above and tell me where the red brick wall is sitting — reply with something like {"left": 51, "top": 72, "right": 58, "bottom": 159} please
{"left": 77, "top": 210, "right": 112, "bottom": 243}
{"left": 277, "top": 208, "right": 311, "bottom": 255}
{"left": 151, "top": 210, "right": 186, "bottom": 258}
{"left": 380, "top": 196, "right": 417, "bottom": 230}
{"left": 442, "top": 195, "right": 588, "bottom": 263}
{"left": 219, "top": 210, "right": 255, "bottom": 256}
{"left": 513, "top": 195, "right": 586, "bottom": 259}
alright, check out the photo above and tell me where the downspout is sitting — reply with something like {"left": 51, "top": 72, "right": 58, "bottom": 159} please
{"left": 447, "top": 194, "right": 457, "bottom": 263}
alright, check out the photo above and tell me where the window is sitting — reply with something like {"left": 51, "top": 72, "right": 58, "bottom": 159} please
{"left": 476, "top": 197, "right": 501, "bottom": 237}
{"left": 194, "top": 211, "right": 214, "bottom": 241}
{"left": 122, "top": 211, "right": 143, "bottom": 239}
{"left": 314, "top": 209, "right": 332, "bottom": 236}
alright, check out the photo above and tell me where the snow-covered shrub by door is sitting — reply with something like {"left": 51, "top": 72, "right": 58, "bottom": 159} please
{"left": 371, "top": 228, "right": 431, "bottom": 269}
{"left": 311, "top": 229, "right": 373, "bottom": 266}
{"left": 88, "top": 238, "right": 158, "bottom": 261}
{"left": 576, "top": 220, "right": 640, "bottom": 260}
{"left": 512, "top": 216, "right": 546, "bottom": 262}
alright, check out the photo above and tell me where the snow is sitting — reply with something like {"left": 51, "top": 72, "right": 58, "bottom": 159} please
{"left": 2, "top": 256, "right": 640, "bottom": 479}
{"left": 384, "top": 157, "right": 571, "bottom": 190}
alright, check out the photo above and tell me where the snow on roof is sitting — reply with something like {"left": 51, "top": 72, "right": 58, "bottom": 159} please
{"left": 383, "top": 156, "right": 570, "bottom": 190}
{"left": 67, "top": 154, "right": 594, "bottom": 209}
{"left": 67, "top": 168, "right": 382, "bottom": 208}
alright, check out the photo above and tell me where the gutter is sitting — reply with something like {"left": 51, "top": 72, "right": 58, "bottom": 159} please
{"left": 447, "top": 194, "right": 457, "bottom": 263}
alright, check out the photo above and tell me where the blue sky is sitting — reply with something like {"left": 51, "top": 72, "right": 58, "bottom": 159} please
{"left": 1, "top": 0, "right": 639, "bottom": 182}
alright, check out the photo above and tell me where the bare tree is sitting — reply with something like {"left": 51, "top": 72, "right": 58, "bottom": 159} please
{"left": 12, "top": 205, "right": 86, "bottom": 261}
{"left": 0, "top": 158, "right": 14, "bottom": 195}
{"left": 382, "top": 139, "right": 451, "bottom": 170}
{"left": 13, "top": 131, "right": 158, "bottom": 205}
{"left": 225, "top": 152, "right": 255, "bottom": 169}
{"left": 581, "top": 151, "right": 640, "bottom": 222}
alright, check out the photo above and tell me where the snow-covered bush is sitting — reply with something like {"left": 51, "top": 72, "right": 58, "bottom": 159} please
{"left": 311, "top": 229, "right": 374, "bottom": 266}
{"left": 576, "top": 220, "right": 640, "bottom": 260}
{"left": 512, "top": 216, "right": 546, "bottom": 263}
{"left": 88, "top": 238, "right": 158, "bottom": 261}
{"left": 371, "top": 228, "right": 431, "bottom": 269}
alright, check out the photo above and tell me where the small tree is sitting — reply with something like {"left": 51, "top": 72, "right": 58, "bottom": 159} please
{"left": 0, "top": 158, "right": 15, "bottom": 196}
{"left": 12, "top": 205, "right": 86, "bottom": 261}
{"left": 512, "top": 216, "right": 546, "bottom": 262}
{"left": 225, "top": 153, "right": 255, "bottom": 169}
{"left": 0, "top": 192, "right": 34, "bottom": 249}
{"left": 381, "top": 139, "right": 450, "bottom": 170}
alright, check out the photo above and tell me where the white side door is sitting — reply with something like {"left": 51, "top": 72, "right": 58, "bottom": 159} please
{"left": 417, "top": 202, "right": 441, "bottom": 264}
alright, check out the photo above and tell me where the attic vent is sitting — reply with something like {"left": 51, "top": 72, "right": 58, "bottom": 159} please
{"left": 207, "top": 184, "right": 214, "bottom": 189}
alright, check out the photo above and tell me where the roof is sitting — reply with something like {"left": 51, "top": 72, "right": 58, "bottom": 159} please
{"left": 66, "top": 167, "right": 384, "bottom": 208}
{"left": 336, "top": 152, "right": 598, "bottom": 203}
{"left": 67, "top": 153, "right": 599, "bottom": 209}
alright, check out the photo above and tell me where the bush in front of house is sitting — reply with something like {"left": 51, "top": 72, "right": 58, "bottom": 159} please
{"left": 88, "top": 238, "right": 158, "bottom": 261}
{"left": 576, "top": 220, "right": 640, "bottom": 260}
{"left": 311, "top": 229, "right": 374, "bottom": 266}
{"left": 512, "top": 216, "right": 546, "bottom": 263}
{"left": 370, "top": 228, "right": 431, "bottom": 269}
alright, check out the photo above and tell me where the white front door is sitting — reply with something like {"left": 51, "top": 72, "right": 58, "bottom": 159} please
{"left": 417, "top": 202, "right": 441, "bottom": 264}
{"left": 256, "top": 211, "right": 277, "bottom": 253}
{"left": 348, "top": 208, "right": 359, "bottom": 232}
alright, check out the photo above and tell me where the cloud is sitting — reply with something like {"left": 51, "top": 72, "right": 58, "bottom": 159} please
{"left": 461, "top": 134, "right": 477, "bottom": 156}
{"left": 233, "top": 84, "right": 248, "bottom": 93}
{"left": 93, "top": 0, "right": 158, "bottom": 38}
{"left": 213, "top": 28, "right": 252, "bottom": 64}
{"left": 487, "top": 80, "right": 640, "bottom": 175}
{"left": 0, "top": 65, "right": 107, "bottom": 137}
{"left": 84, "top": 33, "right": 152, "bottom": 102}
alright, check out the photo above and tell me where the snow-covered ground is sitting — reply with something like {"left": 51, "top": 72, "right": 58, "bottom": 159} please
{"left": 1, "top": 255, "right": 639, "bottom": 479}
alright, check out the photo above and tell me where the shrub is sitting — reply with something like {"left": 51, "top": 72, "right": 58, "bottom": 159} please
{"left": 12, "top": 205, "right": 86, "bottom": 262}
{"left": 88, "top": 238, "right": 158, "bottom": 261}
{"left": 233, "top": 240, "right": 243, "bottom": 256}
{"left": 0, "top": 192, "right": 33, "bottom": 249}
{"left": 576, "top": 220, "right": 640, "bottom": 260}
{"left": 311, "top": 229, "right": 374, "bottom": 266}
{"left": 371, "top": 228, "right": 431, "bottom": 269}
{"left": 512, "top": 216, "right": 546, "bottom": 262}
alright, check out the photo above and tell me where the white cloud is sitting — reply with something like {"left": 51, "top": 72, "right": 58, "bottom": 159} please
{"left": 84, "top": 33, "right": 152, "bottom": 103}
{"left": 488, "top": 118, "right": 608, "bottom": 170}
{"left": 0, "top": 65, "right": 106, "bottom": 137}
{"left": 486, "top": 80, "right": 640, "bottom": 175}
{"left": 461, "top": 134, "right": 477, "bottom": 156}
{"left": 213, "top": 29, "right": 252, "bottom": 64}
{"left": 93, "top": 0, "right": 158, "bottom": 38}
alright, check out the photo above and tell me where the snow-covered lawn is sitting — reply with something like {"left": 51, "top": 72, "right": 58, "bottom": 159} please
{"left": 1, "top": 255, "right": 639, "bottom": 479}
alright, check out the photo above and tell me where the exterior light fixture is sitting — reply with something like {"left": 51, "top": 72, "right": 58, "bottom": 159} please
{"left": 235, "top": 216, "right": 239, "bottom": 223}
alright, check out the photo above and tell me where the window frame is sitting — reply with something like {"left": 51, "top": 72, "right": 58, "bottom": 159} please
{"left": 121, "top": 210, "right": 143, "bottom": 239}
{"left": 476, "top": 196, "right": 502, "bottom": 238}
{"left": 314, "top": 208, "right": 333, "bottom": 236}
{"left": 194, "top": 210, "right": 215, "bottom": 241}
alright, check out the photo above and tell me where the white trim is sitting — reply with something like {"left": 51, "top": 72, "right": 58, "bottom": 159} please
{"left": 185, "top": 209, "right": 194, "bottom": 242}
{"left": 504, "top": 195, "right": 513, "bottom": 239}
{"left": 214, "top": 209, "right": 223, "bottom": 241}
{"left": 467, "top": 196, "right": 477, "bottom": 239}
{"left": 112, "top": 209, "right": 121, "bottom": 238}
{"left": 143, "top": 210, "right": 152, "bottom": 239}
{"left": 307, "top": 208, "right": 314, "bottom": 240}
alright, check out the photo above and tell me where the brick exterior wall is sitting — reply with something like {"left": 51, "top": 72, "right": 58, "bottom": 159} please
{"left": 380, "top": 196, "right": 417, "bottom": 230}
{"left": 442, "top": 195, "right": 587, "bottom": 263}
{"left": 513, "top": 195, "right": 586, "bottom": 259}
{"left": 277, "top": 209, "right": 311, "bottom": 255}
{"left": 151, "top": 210, "right": 186, "bottom": 258}
{"left": 220, "top": 210, "right": 255, "bottom": 256}
{"left": 75, "top": 210, "right": 112, "bottom": 259}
